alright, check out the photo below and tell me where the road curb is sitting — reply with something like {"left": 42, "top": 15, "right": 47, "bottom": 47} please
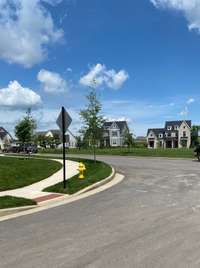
{"left": 0, "top": 166, "right": 123, "bottom": 222}
{"left": 73, "top": 166, "right": 116, "bottom": 196}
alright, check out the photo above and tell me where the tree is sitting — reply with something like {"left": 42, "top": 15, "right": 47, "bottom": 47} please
{"left": 191, "top": 125, "right": 200, "bottom": 147}
{"left": 76, "top": 136, "right": 83, "bottom": 150}
{"left": 80, "top": 89, "right": 105, "bottom": 162}
{"left": 123, "top": 131, "right": 135, "bottom": 151}
{"left": 15, "top": 110, "right": 36, "bottom": 148}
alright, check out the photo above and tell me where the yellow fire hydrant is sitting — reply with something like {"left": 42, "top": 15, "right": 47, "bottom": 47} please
{"left": 78, "top": 162, "right": 86, "bottom": 179}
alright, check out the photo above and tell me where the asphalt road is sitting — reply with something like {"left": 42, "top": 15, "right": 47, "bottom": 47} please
{"left": 1, "top": 155, "right": 200, "bottom": 268}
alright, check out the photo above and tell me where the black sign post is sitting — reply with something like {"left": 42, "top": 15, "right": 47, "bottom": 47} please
{"left": 62, "top": 107, "right": 66, "bottom": 188}
{"left": 56, "top": 107, "right": 72, "bottom": 189}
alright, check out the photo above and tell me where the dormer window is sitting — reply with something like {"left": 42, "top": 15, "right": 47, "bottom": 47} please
{"left": 159, "top": 134, "right": 163, "bottom": 138}
{"left": 174, "top": 125, "right": 179, "bottom": 130}
{"left": 167, "top": 126, "right": 172, "bottom": 130}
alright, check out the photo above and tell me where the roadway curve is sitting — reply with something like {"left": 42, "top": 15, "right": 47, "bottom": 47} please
{"left": 1, "top": 155, "right": 200, "bottom": 268}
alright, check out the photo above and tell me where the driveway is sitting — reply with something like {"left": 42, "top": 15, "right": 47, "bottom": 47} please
{"left": 1, "top": 156, "right": 200, "bottom": 268}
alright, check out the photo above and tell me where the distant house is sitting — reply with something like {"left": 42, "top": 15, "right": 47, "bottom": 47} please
{"left": 102, "top": 121, "right": 129, "bottom": 147}
{"left": 147, "top": 120, "right": 192, "bottom": 149}
{"left": 36, "top": 129, "right": 77, "bottom": 148}
{"left": 0, "top": 127, "right": 13, "bottom": 150}
{"left": 135, "top": 136, "right": 146, "bottom": 143}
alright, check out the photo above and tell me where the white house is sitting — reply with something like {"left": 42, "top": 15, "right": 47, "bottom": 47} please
{"left": 102, "top": 121, "right": 129, "bottom": 147}
{"left": 0, "top": 127, "right": 13, "bottom": 150}
{"left": 147, "top": 120, "right": 192, "bottom": 149}
{"left": 36, "top": 129, "right": 77, "bottom": 148}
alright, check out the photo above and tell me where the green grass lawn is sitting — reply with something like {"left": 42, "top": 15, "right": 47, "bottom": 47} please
{"left": 44, "top": 158, "right": 112, "bottom": 195}
{"left": 39, "top": 147, "right": 195, "bottom": 158}
{"left": 0, "top": 157, "right": 62, "bottom": 191}
{"left": 0, "top": 196, "right": 36, "bottom": 209}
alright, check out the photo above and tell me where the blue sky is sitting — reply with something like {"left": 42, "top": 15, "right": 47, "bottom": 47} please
{"left": 0, "top": 0, "right": 200, "bottom": 136}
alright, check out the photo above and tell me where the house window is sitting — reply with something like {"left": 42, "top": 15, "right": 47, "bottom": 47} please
{"left": 112, "top": 131, "right": 118, "bottom": 137}
{"left": 159, "top": 134, "right": 163, "bottom": 138}
{"left": 112, "top": 140, "right": 117, "bottom": 145}
{"left": 183, "top": 131, "right": 187, "bottom": 137}
{"left": 172, "top": 132, "right": 176, "bottom": 137}
{"left": 167, "top": 126, "right": 172, "bottom": 130}
{"left": 183, "top": 126, "right": 186, "bottom": 129}
{"left": 174, "top": 125, "right": 179, "bottom": 130}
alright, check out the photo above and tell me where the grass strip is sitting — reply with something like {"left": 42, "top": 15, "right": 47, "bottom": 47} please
{"left": 44, "top": 158, "right": 112, "bottom": 195}
{"left": 39, "top": 148, "right": 195, "bottom": 158}
{"left": 0, "top": 196, "right": 36, "bottom": 209}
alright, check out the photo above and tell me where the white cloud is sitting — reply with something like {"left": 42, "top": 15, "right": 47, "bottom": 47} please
{"left": 0, "top": 81, "right": 42, "bottom": 109}
{"left": 0, "top": 0, "right": 63, "bottom": 67}
{"left": 80, "top": 63, "right": 129, "bottom": 90}
{"left": 37, "top": 69, "right": 68, "bottom": 93}
{"left": 150, "top": 0, "right": 200, "bottom": 33}
{"left": 187, "top": 98, "right": 195, "bottom": 104}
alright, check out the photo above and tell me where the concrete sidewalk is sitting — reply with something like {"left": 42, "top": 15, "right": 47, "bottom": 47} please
{"left": 0, "top": 159, "right": 79, "bottom": 200}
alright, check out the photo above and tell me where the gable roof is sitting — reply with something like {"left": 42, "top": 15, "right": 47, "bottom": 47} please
{"left": 49, "top": 129, "right": 61, "bottom": 136}
{"left": 36, "top": 131, "right": 46, "bottom": 136}
{"left": 0, "top": 127, "right": 12, "bottom": 140}
{"left": 103, "top": 121, "right": 128, "bottom": 132}
{"left": 165, "top": 120, "right": 192, "bottom": 129}
{"left": 147, "top": 128, "right": 164, "bottom": 136}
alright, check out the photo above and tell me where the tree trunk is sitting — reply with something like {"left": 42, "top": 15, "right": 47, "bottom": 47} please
{"left": 93, "top": 138, "right": 96, "bottom": 163}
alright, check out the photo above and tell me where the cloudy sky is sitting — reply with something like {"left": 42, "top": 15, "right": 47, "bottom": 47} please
{"left": 1, "top": 0, "right": 200, "bottom": 136}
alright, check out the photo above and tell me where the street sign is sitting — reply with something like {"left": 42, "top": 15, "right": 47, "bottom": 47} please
{"left": 56, "top": 107, "right": 72, "bottom": 189}
{"left": 56, "top": 107, "right": 72, "bottom": 133}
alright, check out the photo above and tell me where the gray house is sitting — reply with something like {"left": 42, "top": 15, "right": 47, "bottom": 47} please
{"left": 102, "top": 121, "right": 129, "bottom": 147}
{"left": 147, "top": 120, "right": 192, "bottom": 149}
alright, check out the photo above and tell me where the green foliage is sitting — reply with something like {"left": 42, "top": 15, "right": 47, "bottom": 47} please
{"left": 80, "top": 89, "right": 105, "bottom": 161}
{"left": 123, "top": 131, "right": 135, "bottom": 148}
{"left": 15, "top": 110, "right": 36, "bottom": 144}
{"left": 44, "top": 158, "right": 112, "bottom": 195}
{"left": 180, "top": 140, "right": 187, "bottom": 148}
{"left": 0, "top": 196, "right": 36, "bottom": 209}
{"left": 35, "top": 133, "right": 61, "bottom": 148}
{"left": 191, "top": 125, "right": 200, "bottom": 147}
{"left": 76, "top": 136, "right": 84, "bottom": 150}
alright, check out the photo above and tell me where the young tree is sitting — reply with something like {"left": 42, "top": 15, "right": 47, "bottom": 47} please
{"left": 15, "top": 109, "right": 36, "bottom": 148}
{"left": 76, "top": 136, "right": 83, "bottom": 150}
{"left": 123, "top": 131, "right": 135, "bottom": 151}
{"left": 80, "top": 89, "right": 105, "bottom": 162}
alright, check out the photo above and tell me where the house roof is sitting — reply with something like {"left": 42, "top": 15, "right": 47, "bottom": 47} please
{"left": 147, "top": 128, "right": 164, "bottom": 136}
{"left": 36, "top": 129, "right": 61, "bottom": 136}
{"left": 36, "top": 131, "right": 47, "bottom": 136}
{"left": 48, "top": 129, "right": 61, "bottom": 136}
{"left": 0, "top": 127, "right": 12, "bottom": 140}
{"left": 165, "top": 120, "right": 192, "bottom": 129}
{"left": 103, "top": 121, "right": 128, "bottom": 132}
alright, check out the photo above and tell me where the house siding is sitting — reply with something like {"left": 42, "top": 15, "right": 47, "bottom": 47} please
{"left": 147, "top": 120, "right": 191, "bottom": 149}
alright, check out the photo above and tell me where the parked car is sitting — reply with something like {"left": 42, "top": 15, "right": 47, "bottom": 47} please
{"left": 3, "top": 144, "right": 38, "bottom": 154}
{"left": 3, "top": 146, "right": 20, "bottom": 153}
{"left": 194, "top": 145, "right": 200, "bottom": 161}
